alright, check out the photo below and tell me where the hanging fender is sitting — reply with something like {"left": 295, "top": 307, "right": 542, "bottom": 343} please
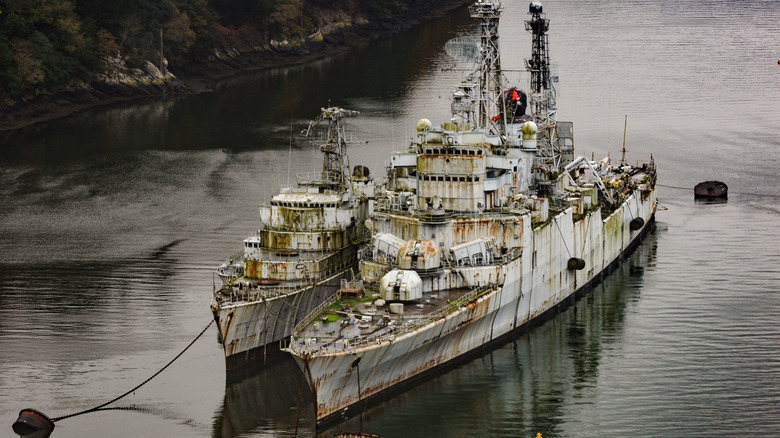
{"left": 567, "top": 257, "right": 585, "bottom": 270}
{"left": 630, "top": 217, "right": 645, "bottom": 231}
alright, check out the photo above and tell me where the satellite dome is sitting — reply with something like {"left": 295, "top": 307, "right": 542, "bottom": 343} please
{"left": 521, "top": 121, "right": 538, "bottom": 139}
{"left": 416, "top": 119, "right": 432, "bottom": 132}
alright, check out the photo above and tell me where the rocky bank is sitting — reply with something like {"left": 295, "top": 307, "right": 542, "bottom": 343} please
{"left": 0, "top": 0, "right": 471, "bottom": 132}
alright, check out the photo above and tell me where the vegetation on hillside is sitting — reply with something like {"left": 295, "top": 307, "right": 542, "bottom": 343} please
{"left": 0, "top": 0, "right": 415, "bottom": 99}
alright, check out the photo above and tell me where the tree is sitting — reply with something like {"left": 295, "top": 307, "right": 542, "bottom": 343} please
{"left": 95, "top": 28, "right": 119, "bottom": 59}
{"left": 164, "top": 7, "right": 196, "bottom": 59}
{"left": 11, "top": 38, "right": 44, "bottom": 90}
{"left": 267, "top": 0, "right": 310, "bottom": 39}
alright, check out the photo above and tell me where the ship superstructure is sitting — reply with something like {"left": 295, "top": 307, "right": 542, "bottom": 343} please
{"left": 288, "top": 0, "right": 657, "bottom": 428}
{"left": 211, "top": 107, "right": 378, "bottom": 370}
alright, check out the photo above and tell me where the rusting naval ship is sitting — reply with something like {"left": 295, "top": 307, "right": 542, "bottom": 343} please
{"left": 287, "top": 0, "right": 658, "bottom": 428}
{"left": 211, "top": 107, "right": 378, "bottom": 370}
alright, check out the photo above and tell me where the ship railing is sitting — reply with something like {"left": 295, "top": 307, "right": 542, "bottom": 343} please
{"left": 357, "top": 245, "right": 374, "bottom": 261}
{"left": 374, "top": 197, "right": 511, "bottom": 217}
{"left": 450, "top": 102, "right": 474, "bottom": 113}
{"left": 215, "top": 252, "right": 244, "bottom": 273}
{"left": 293, "top": 291, "right": 343, "bottom": 337}
{"left": 216, "top": 283, "right": 307, "bottom": 305}
{"left": 222, "top": 252, "right": 243, "bottom": 263}
{"left": 214, "top": 252, "right": 245, "bottom": 285}
{"left": 493, "top": 247, "right": 523, "bottom": 263}
{"left": 243, "top": 247, "right": 347, "bottom": 270}
{"left": 254, "top": 225, "right": 348, "bottom": 232}
{"left": 216, "top": 262, "right": 352, "bottom": 306}
{"left": 373, "top": 198, "right": 398, "bottom": 212}
{"left": 632, "top": 159, "right": 656, "bottom": 172}
{"left": 296, "top": 171, "right": 341, "bottom": 187}
{"left": 416, "top": 211, "right": 452, "bottom": 223}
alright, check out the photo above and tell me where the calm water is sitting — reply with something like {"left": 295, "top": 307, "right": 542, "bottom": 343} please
{"left": 2, "top": 1, "right": 780, "bottom": 437}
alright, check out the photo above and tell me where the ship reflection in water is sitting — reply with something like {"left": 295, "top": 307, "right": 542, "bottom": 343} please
{"left": 212, "top": 352, "right": 316, "bottom": 437}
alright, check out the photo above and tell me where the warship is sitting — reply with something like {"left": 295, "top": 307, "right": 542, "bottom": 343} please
{"left": 287, "top": 0, "right": 658, "bottom": 428}
{"left": 211, "top": 107, "right": 378, "bottom": 370}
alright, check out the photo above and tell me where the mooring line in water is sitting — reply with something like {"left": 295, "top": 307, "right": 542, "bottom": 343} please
{"left": 656, "top": 183, "right": 693, "bottom": 190}
{"left": 50, "top": 319, "right": 214, "bottom": 423}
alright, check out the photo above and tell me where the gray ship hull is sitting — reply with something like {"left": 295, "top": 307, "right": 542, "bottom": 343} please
{"left": 292, "top": 189, "right": 657, "bottom": 427}
{"left": 214, "top": 268, "right": 354, "bottom": 371}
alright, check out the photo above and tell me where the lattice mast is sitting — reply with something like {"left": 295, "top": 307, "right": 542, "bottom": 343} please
{"left": 469, "top": 0, "right": 505, "bottom": 135}
{"left": 525, "top": 2, "right": 561, "bottom": 170}
{"left": 304, "top": 107, "right": 359, "bottom": 192}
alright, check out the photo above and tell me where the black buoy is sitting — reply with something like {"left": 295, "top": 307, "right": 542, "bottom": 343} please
{"left": 12, "top": 409, "right": 55, "bottom": 436}
{"left": 567, "top": 257, "right": 586, "bottom": 270}
{"left": 694, "top": 180, "right": 728, "bottom": 199}
{"left": 630, "top": 217, "right": 645, "bottom": 231}
{"left": 11, "top": 320, "right": 215, "bottom": 437}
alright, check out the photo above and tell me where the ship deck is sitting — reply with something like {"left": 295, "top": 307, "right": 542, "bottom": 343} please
{"left": 292, "top": 285, "right": 490, "bottom": 355}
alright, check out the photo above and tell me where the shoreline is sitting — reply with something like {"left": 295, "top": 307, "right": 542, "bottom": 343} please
{"left": 0, "top": 1, "right": 470, "bottom": 133}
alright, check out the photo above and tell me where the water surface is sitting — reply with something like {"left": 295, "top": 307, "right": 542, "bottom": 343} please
{"left": 2, "top": 1, "right": 779, "bottom": 437}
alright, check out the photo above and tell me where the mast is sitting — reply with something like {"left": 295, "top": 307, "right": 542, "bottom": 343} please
{"left": 469, "top": 0, "right": 504, "bottom": 134}
{"left": 304, "top": 107, "right": 359, "bottom": 193}
{"left": 525, "top": 1, "right": 561, "bottom": 171}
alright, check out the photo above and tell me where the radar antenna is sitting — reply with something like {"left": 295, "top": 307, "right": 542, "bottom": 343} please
{"left": 444, "top": 37, "right": 480, "bottom": 63}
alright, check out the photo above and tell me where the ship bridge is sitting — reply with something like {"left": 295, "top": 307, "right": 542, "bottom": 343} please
{"left": 254, "top": 187, "right": 366, "bottom": 254}
{"left": 384, "top": 124, "right": 537, "bottom": 213}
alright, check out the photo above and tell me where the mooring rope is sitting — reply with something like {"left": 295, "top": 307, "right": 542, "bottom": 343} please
{"left": 553, "top": 217, "right": 572, "bottom": 258}
{"left": 50, "top": 319, "right": 214, "bottom": 423}
{"left": 656, "top": 183, "right": 694, "bottom": 190}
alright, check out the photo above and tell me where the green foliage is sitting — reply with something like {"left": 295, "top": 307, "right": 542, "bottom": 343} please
{"left": 0, "top": 0, "right": 432, "bottom": 98}
{"left": 0, "top": 35, "right": 19, "bottom": 91}
{"left": 321, "top": 313, "right": 341, "bottom": 323}
{"left": 267, "top": 1, "right": 306, "bottom": 39}
{"left": 95, "top": 28, "right": 119, "bottom": 58}
{"left": 177, "top": 0, "right": 218, "bottom": 50}
{"left": 165, "top": 7, "right": 196, "bottom": 60}
{"left": 364, "top": 0, "right": 406, "bottom": 17}
{"left": 208, "top": 0, "right": 276, "bottom": 26}
{"left": 0, "top": 0, "right": 91, "bottom": 96}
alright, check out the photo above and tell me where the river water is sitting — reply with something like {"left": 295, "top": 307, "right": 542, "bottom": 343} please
{"left": 2, "top": 1, "right": 779, "bottom": 437}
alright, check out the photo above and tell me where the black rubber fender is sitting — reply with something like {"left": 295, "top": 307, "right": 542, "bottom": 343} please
{"left": 567, "top": 257, "right": 585, "bottom": 270}
{"left": 630, "top": 217, "right": 645, "bottom": 231}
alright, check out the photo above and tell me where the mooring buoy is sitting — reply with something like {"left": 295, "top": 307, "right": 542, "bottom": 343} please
{"left": 694, "top": 180, "right": 728, "bottom": 199}
{"left": 12, "top": 409, "right": 55, "bottom": 436}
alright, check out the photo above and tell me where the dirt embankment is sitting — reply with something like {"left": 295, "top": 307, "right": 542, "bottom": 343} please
{"left": 0, "top": 0, "right": 471, "bottom": 132}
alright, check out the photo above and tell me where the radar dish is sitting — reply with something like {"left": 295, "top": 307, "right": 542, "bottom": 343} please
{"left": 445, "top": 37, "right": 480, "bottom": 62}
